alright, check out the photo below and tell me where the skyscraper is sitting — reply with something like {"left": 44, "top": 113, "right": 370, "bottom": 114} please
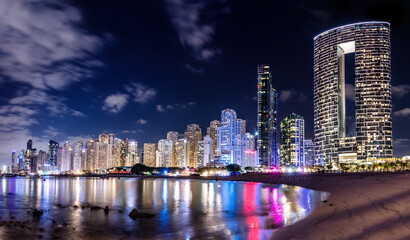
{"left": 184, "top": 124, "right": 202, "bottom": 168}
{"left": 175, "top": 139, "right": 189, "bottom": 167}
{"left": 143, "top": 143, "right": 156, "bottom": 167}
{"left": 257, "top": 64, "right": 278, "bottom": 166}
{"left": 242, "top": 133, "right": 257, "bottom": 167}
{"left": 98, "top": 133, "right": 109, "bottom": 169}
{"left": 11, "top": 150, "right": 16, "bottom": 173}
{"left": 48, "top": 140, "right": 59, "bottom": 167}
{"left": 61, "top": 142, "right": 72, "bottom": 172}
{"left": 127, "top": 141, "right": 138, "bottom": 166}
{"left": 280, "top": 113, "right": 305, "bottom": 166}
{"left": 304, "top": 139, "right": 315, "bottom": 166}
{"left": 119, "top": 139, "right": 128, "bottom": 167}
{"left": 314, "top": 22, "right": 392, "bottom": 165}
{"left": 167, "top": 131, "right": 179, "bottom": 167}
{"left": 73, "top": 140, "right": 84, "bottom": 171}
{"left": 207, "top": 120, "right": 221, "bottom": 156}
{"left": 217, "top": 109, "right": 245, "bottom": 165}
{"left": 85, "top": 139, "right": 98, "bottom": 170}
{"left": 157, "top": 139, "right": 172, "bottom": 167}
{"left": 203, "top": 135, "right": 213, "bottom": 167}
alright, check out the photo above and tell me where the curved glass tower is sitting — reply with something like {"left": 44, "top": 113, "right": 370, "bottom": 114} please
{"left": 313, "top": 22, "right": 393, "bottom": 165}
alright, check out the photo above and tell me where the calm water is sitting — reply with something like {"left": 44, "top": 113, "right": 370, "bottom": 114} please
{"left": 0, "top": 177, "right": 328, "bottom": 239}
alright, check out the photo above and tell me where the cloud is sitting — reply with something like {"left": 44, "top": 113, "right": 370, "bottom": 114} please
{"left": 392, "top": 84, "right": 410, "bottom": 97}
{"left": 135, "top": 119, "right": 148, "bottom": 125}
{"left": 156, "top": 102, "right": 196, "bottom": 112}
{"left": 279, "top": 89, "right": 308, "bottom": 103}
{"left": 102, "top": 93, "right": 129, "bottom": 113}
{"left": 164, "top": 0, "right": 225, "bottom": 61}
{"left": 125, "top": 83, "right": 157, "bottom": 103}
{"left": 345, "top": 83, "right": 355, "bottom": 101}
{"left": 184, "top": 63, "right": 204, "bottom": 73}
{"left": 156, "top": 105, "right": 165, "bottom": 112}
{"left": 9, "top": 89, "right": 85, "bottom": 117}
{"left": 393, "top": 108, "right": 410, "bottom": 118}
{"left": 0, "top": 0, "right": 106, "bottom": 90}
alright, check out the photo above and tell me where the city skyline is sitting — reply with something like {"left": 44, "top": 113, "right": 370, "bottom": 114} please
{"left": 1, "top": 1, "right": 410, "bottom": 167}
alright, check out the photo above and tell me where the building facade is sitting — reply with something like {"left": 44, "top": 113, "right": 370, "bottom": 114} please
{"left": 257, "top": 64, "right": 278, "bottom": 166}
{"left": 184, "top": 124, "right": 202, "bottom": 168}
{"left": 143, "top": 143, "right": 156, "bottom": 167}
{"left": 280, "top": 113, "right": 305, "bottom": 166}
{"left": 314, "top": 22, "right": 393, "bottom": 165}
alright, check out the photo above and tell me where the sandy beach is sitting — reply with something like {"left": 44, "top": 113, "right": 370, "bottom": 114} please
{"left": 196, "top": 172, "right": 410, "bottom": 240}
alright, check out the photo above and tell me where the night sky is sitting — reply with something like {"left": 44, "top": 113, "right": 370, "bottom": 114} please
{"left": 1, "top": 0, "right": 410, "bottom": 166}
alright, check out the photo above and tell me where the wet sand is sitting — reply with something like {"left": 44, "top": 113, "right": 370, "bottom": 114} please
{"left": 197, "top": 172, "right": 410, "bottom": 240}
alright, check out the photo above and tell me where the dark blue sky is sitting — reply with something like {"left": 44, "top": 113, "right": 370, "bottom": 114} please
{"left": 1, "top": 0, "right": 410, "bottom": 166}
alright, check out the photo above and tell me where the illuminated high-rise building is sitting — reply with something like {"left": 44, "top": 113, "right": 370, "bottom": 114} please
{"left": 48, "top": 140, "right": 59, "bottom": 167}
{"left": 85, "top": 139, "right": 98, "bottom": 170}
{"left": 197, "top": 140, "right": 204, "bottom": 167}
{"left": 203, "top": 135, "right": 213, "bottom": 167}
{"left": 217, "top": 109, "right": 245, "bottom": 165}
{"left": 280, "top": 113, "right": 305, "bottom": 166}
{"left": 127, "top": 141, "right": 138, "bottom": 166}
{"left": 242, "top": 133, "right": 257, "bottom": 167}
{"left": 157, "top": 139, "right": 172, "bottom": 167}
{"left": 73, "top": 140, "right": 84, "bottom": 171}
{"left": 314, "top": 22, "right": 392, "bottom": 165}
{"left": 107, "top": 134, "right": 115, "bottom": 168}
{"left": 61, "top": 142, "right": 73, "bottom": 171}
{"left": 175, "top": 139, "right": 189, "bottom": 167}
{"left": 98, "top": 133, "right": 109, "bottom": 169}
{"left": 167, "top": 131, "right": 179, "bottom": 167}
{"left": 119, "top": 139, "right": 128, "bottom": 167}
{"left": 207, "top": 120, "right": 221, "bottom": 156}
{"left": 184, "top": 124, "right": 202, "bottom": 167}
{"left": 143, "top": 143, "right": 156, "bottom": 167}
{"left": 304, "top": 139, "right": 315, "bottom": 166}
{"left": 11, "top": 150, "right": 16, "bottom": 173}
{"left": 257, "top": 64, "right": 278, "bottom": 166}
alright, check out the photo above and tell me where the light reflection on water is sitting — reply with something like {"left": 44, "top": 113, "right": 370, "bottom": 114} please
{"left": 0, "top": 177, "right": 328, "bottom": 239}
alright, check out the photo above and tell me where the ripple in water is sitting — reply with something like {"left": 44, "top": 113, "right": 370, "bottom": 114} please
{"left": 0, "top": 177, "right": 328, "bottom": 239}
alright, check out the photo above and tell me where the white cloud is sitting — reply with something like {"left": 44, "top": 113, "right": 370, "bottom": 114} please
{"left": 392, "top": 84, "right": 410, "bottom": 97}
{"left": 0, "top": 0, "right": 106, "bottom": 90}
{"left": 102, "top": 93, "right": 129, "bottom": 114}
{"left": 185, "top": 63, "right": 204, "bottom": 73}
{"left": 156, "top": 102, "right": 196, "bottom": 112}
{"left": 125, "top": 83, "right": 157, "bottom": 103}
{"left": 279, "top": 89, "right": 308, "bottom": 103}
{"left": 156, "top": 105, "right": 165, "bottom": 112}
{"left": 135, "top": 119, "right": 148, "bottom": 125}
{"left": 393, "top": 108, "right": 410, "bottom": 118}
{"left": 164, "top": 0, "right": 224, "bottom": 61}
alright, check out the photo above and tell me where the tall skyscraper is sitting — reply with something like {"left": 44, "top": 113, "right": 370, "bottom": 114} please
{"left": 207, "top": 120, "right": 221, "bottom": 156}
{"left": 73, "top": 140, "right": 84, "bottom": 171}
{"left": 11, "top": 150, "right": 16, "bottom": 173}
{"left": 107, "top": 134, "right": 115, "bottom": 168}
{"left": 157, "top": 139, "right": 172, "bottom": 167}
{"left": 85, "top": 139, "right": 98, "bottom": 170}
{"left": 257, "top": 64, "right": 278, "bottom": 166}
{"left": 197, "top": 140, "right": 204, "bottom": 167}
{"left": 217, "top": 109, "right": 245, "bottom": 165}
{"left": 280, "top": 113, "right": 305, "bottom": 166}
{"left": 98, "top": 133, "right": 109, "bottom": 169}
{"left": 119, "top": 139, "right": 128, "bottom": 167}
{"left": 184, "top": 124, "right": 202, "bottom": 168}
{"left": 61, "top": 142, "right": 73, "bottom": 172}
{"left": 203, "top": 135, "right": 213, "bottom": 167}
{"left": 167, "top": 131, "right": 178, "bottom": 167}
{"left": 175, "top": 139, "right": 189, "bottom": 167}
{"left": 143, "top": 143, "right": 156, "bottom": 167}
{"left": 48, "top": 140, "right": 59, "bottom": 167}
{"left": 242, "top": 133, "right": 257, "bottom": 167}
{"left": 314, "top": 22, "right": 392, "bottom": 165}
{"left": 304, "top": 139, "right": 315, "bottom": 166}
{"left": 127, "top": 141, "right": 138, "bottom": 166}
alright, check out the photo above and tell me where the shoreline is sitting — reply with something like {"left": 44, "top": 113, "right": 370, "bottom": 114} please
{"left": 4, "top": 172, "right": 410, "bottom": 239}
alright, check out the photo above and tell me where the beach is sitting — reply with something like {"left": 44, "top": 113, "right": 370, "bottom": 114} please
{"left": 209, "top": 172, "right": 410, "bottom": 240}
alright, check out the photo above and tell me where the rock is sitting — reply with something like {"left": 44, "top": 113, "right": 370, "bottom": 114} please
{"left": 329, "top": 204, "right": 334, "bottom": 206}
{"left": 322, "top": 200, "right": 328, "bottom": 203}
{"left": 90, "top": 206, "right": 102, "bottom": 210}
{"left": 104, "top": 206, "right": 109, "bottom": 214}
{"left": 128, "top": 208, "right": 155, "bottom": 219}
{"left": 73, "top": 205, "right": 78, "bottom": 208}
{"left": 32, "top": 209, "right": 44, "bottom": 217}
